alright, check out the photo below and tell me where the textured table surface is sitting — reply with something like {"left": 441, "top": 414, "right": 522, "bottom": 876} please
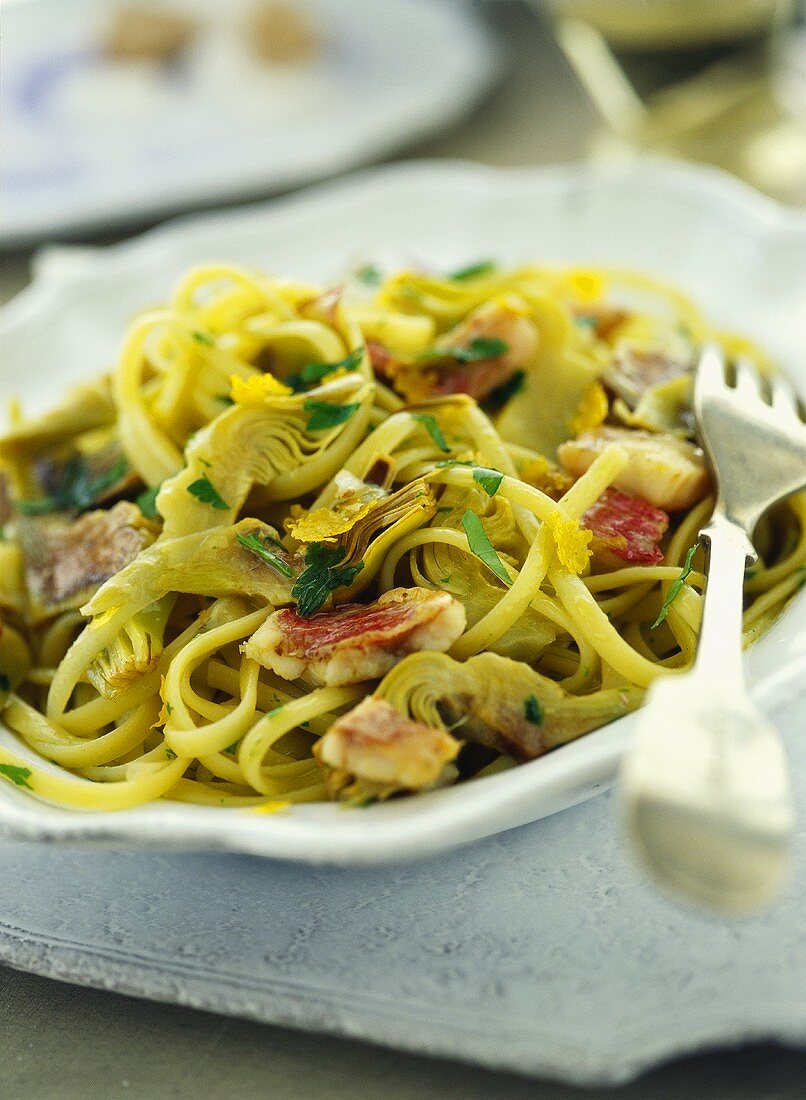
{"left": 1, "top": 4, "right": 805, "bottom": 1098}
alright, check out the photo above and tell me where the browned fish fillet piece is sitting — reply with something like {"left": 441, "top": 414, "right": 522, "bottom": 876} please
{"left": 314, "top": 696, "right": 459, "bottom": 791}
{"left": 20, "top": 502, "right": 156, "bottom": 623}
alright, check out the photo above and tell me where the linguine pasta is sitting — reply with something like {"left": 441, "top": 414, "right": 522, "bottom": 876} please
{"left": 0, "top": 260, "right": 803, "bottom": 811}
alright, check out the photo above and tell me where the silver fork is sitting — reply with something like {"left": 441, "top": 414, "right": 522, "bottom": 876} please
{"left": 621, "top": 343, "right": 806, "bottom": 913}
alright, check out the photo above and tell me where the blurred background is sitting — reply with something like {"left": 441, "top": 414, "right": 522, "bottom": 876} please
{"left": 1, "top": 0, "right": 804, "bottom": 268}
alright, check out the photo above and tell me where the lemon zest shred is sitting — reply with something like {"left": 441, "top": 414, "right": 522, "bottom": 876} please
{"left": 229, "top": 373, "right": 292, "bottom": 406}
{"left": 250, "top": 800, "right": 291, "bottom": 815}
{"left": 286, "top": 500, "right": 375, "bottom": 543}
{"left": 569, "top": 381, "right": 608, "bottom": 436}
{"left": 546, "top": 512, "right": 592, "bottom": 574}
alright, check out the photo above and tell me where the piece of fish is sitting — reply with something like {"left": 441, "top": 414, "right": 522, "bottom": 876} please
{"left": 242, "top": 587, "right": 466, "bottom": 686}
{"left": 314, "top": 696, "right": 459, "bottom": 790}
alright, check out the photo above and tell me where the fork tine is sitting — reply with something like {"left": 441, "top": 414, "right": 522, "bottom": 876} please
{"left": 734, "top": 356, "right": 763, "bottom": 401}
{"left": 694, "top": 342, "right": 726, "bottom": 412}
{"left": 770, "top": 373, "right": 804, "bottom": 422}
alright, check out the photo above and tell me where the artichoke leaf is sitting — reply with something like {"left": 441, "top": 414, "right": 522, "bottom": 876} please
{"left": 495, "top": 295, "right": 600, "bottom": 458}
{"left": 82, "top": 517, "right": 296, "bottom": 627}
{"left": 157, "top": 373, "right": 374, "bottom": 538}
{"left": 86, "top": 594, "right": 176, "bottom": 698}
{"left": 0, "top": 618, "right": 31, "bottom": 704}
{"left": 612, "top": 374, "right": 694, "bottom": 436}
{"left": 376, "top": 651, "right": 641, "bottom": 761}
{"left": 0, "top": 379, "right": 116, "bottom": 462}
{"left": 418, "top": 541, "right": 555, "bottom": 663}
{"left": 292, "top": 478, "right": 438, "bottom": 608}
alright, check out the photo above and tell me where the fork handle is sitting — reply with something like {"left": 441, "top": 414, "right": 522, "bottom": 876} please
{"left": 694, "top": 513, "right": 757, "bottom": 687}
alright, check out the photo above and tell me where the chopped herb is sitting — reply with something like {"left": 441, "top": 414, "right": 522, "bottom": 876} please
{"left": 438, "top": 575, "right": 452, "bottom": 584}
{"left": 0, "top": 672, "right": 9, "bottom": 692}
{"left": 304, "top": 399, "right": 360, "bottom": 432}
{"left": 187, "top": 475, "right": 229, "bottom": 510}
{"left": 197, "top": 457, "right": 212, "bottom": 469}
{"left": 0, "top": 764, "right": 32, "bottom": 789}
{"left": 421, "top": 336, "right": 509, "bottom": 364}
{"left": 412, "top": 413, "right": 450, "bottom": 453}
{"left": 472, "top": 466, "right": 503, "bottom": 498}
{"left": 437, "top": 460, "right": 503, "bottom": 497}
{"left": 461, "top": 509, "right": 511, "bottom": 586}
{"left": 192, "top": 330, "right": 215, "bottom": 347}
{"left": 652, "top": 543, "right": 698, "bottom": 629}
{"left": 165, "top": 702, "right": 174, "bottom": 716}
{"left": 136, "top": 484, "right": 161, "bottom": 519}
{"left": 485, "top": 369, "right": 525, "bottom": 411}
{"left": 354, "top": 264, "right": 382, "bottom": 287}
{"left": 291, "top": 543, "right": 364, "bottom": 617}
{"left": 236, "top": 532, "right": 293, "bottom": 578}
{"left": 165, "top": 747, "right": 177, "bottom": 760}
{"left": 449, "top": 259, "right": 497, "bottom": 281}
{"left": 225, "top": 740, "right": 240, "bottom": 755}
{"left": 435, "top": 505, "right": 453, "bottom": 515}
{"left": 524, "top": 695, "right": 543, "bottom": 725}
{"left": 215, "top": 394, "right": 235, "bottom": 406}
{"left": 17, "top": 454, "right": 128, "bottom": 516}
{"left": 294, "top": 347, "right": 364, "bottom": 389}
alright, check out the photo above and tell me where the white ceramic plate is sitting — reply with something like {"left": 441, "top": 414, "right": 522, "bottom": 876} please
{"left": 1, "top": 159, "right": 804, "bottom": 864}
{"left": 0, "top": 0, "right": 499, "bottom": 246}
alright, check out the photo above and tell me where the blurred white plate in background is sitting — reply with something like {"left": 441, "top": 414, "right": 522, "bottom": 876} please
{"left": 0, "top": 0, "right": 499, "bottom": 246}
{"left": 0, "top": 159, "right": 804, "bottom": 865}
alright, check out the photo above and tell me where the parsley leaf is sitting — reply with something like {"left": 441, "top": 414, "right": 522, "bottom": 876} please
{"left": 236, "top": 532, "right": 293, "bottom": 578}
{"left": 215, "top": 394, "right": 235, "bottom": 406}
{"left": 454, "top": 337, "right": 508, "bottom": 362}
{"left": 0, "top": 672, "right": 9, "bottom": 692}
{"left": 17, "top": 454, "right": 128, "bottom": 516}
{"left": 136, "top": 484, "right": 161, "bottom": 519}
{"left": 187, "top": 475, "right": 229, "bottom": 510}
{"left": 354, "top": 264, "right": 382, "bottom": 287}
{"left": 472, "top": 466, "right": 503, "bottom": 497}
{"left": 165, "top": 747, "right": 177, "bottom": 760}
{"left": 652, "top": 543, "right": 698, "bottom": 629}
{"left": 291, "top": 543, "right": 364, "bottom": 617}
{"left": 449, "top": 259, "right": 496, "bottom": 281}
{"left": 192, "top": 330, "right": 215, "bottom": 347}
{"left": 294, "top": 347, "right": 364, "bottom": 389}
{"left": 412, "top": 413, "right": 450, "bottom": 453}
{"left": 0, "top": 764, "right": 33, "bottom": 789}
{"left": 485, "top": 369, "right": 525, "bottom": 411}
{"left": 461, "top": 510, "right": 511, "bottom": 586}
{"left": 304, "top": 399, "right": 360, "bottom": 432}
{"left": 420, "top": 336, "right": 509, "bottom": 365}
{"left": 524, "top": 695, "right": 543, "bottom": 725}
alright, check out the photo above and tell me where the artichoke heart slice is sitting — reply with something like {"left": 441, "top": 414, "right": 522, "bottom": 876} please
{"left": 419, "top": 542, "right": 555, "bottom": 663}
{"left": 294, "top": 478, "right": 437, "bottom": 606}
{"left": 157, "top": 373, "right": 374, "bottom": 538}
{"left": 86, "top": 594, "right": 176, "bottom": 698}
{"left": 0, "top": 379, "right": 116, "bottom": 462}
{"left": 375, "top": 651, "right": 641, "bottom": 761}
{"left": 82, "top": 517, "right": 297, "bottom": 628}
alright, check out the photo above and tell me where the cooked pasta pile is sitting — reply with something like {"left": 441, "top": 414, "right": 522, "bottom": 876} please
{"left": 0, "top": 260, "right": 803, "bottom": 811}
